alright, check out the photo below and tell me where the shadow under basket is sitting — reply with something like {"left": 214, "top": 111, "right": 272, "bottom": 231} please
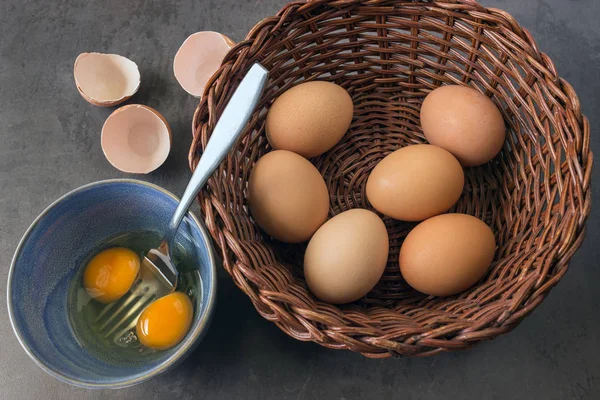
{"left": 189, "top": 0, "right": 592, "bottom": 357}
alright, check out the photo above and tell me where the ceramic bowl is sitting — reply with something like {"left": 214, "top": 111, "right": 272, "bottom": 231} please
{"left": 7, "top": 179, "right": 217, "bottom": 389}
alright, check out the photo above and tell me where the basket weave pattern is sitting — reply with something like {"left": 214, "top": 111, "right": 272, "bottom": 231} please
{"left": 190, "top": 0, "right": 592, "bottom": 357}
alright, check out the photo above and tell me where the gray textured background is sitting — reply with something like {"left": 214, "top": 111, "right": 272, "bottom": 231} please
{"left": 1, "top": 1, "right": 598, "bottom": 399}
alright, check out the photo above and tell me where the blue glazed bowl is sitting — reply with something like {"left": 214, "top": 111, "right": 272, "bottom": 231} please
{"left": 7, "top": 179, "right": 217, "bottom": 389}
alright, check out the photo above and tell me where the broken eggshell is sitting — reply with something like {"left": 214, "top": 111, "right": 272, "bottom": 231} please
{"left": 173, "top": 31, "right": 235, "bottom": 97}
{"left": 101, "top": 105, "right": 171, "bottom": 174}
{"left": 74, "top": 52, "right": 141, "bottom": 107}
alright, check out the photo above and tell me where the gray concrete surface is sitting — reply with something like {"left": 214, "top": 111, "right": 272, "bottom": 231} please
{"left": 1, "top": 0, "right": 598, "bottom": 399}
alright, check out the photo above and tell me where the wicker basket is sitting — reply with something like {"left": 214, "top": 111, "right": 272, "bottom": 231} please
{"left": 189, "top": 0, "right": 592, "bottom": 357}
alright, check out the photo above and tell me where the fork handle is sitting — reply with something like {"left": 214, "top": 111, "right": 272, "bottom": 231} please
{"left": 162, "top": 63, "right": 269, "bottom": 255}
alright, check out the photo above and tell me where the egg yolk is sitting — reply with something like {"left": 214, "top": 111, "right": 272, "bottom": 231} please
{"left": 83, "top": 247, "right": 140, "bottom": 304}
{"left": 136, "top": 292, "right": 193, "bottom": 350}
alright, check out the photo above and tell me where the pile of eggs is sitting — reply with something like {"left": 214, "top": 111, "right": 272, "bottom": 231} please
{"left": 250, "top": 82, "right": 506, "bottom": 303}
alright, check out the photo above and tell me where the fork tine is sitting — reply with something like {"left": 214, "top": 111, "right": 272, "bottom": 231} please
{"left": 93, "top": 280, "right": 145, "bottom": 324}
{"left": 97, "top": 293, "right": 139, "bottom": 332}
{"left": 93, "top": 297, "right": 120, "bottom": 324}
{"left": 92, "top": 264, "right": 187, "bottom": 344}
{"left": 102, "top": 293, "right": 155, "bottom": 340}
{"left": 111, "top": 298, "right": 156, "bottom": 346}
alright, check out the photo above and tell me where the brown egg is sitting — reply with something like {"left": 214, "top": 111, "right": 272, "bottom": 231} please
{"left": 420, "top": 85, "right": 506, "bottom": 167}
{"left": 248, "top": 150, "right": 329, "bottom": 243}
{"left": 366, "top": 144, "right": 464, "bottom": 221}
{"left": 266, "top": 81, "right": 353, "bottom": 158}
{"left": 399, "top": 213, "right": 496, "bottom": 296}
{"left": 304, "top": 209, "right": 389, "bottom": 304}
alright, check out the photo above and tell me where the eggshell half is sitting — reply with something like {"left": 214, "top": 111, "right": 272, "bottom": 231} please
{"left": 74, "top": 53, "right": 140, "bottom": 107}
{"left": 173, "top": 31, "right": 235, "bottom": 97}
{"left": 101, "top": 105, "right": 171, "bottom": 174}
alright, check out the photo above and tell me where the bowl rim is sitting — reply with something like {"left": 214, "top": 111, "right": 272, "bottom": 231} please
{"left": 6, "top": 178, "right": 218, "bottom": 389}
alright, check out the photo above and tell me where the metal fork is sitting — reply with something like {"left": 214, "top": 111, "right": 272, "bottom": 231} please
{"left": 94, "top": 63, "right": 269, "bottom": 342}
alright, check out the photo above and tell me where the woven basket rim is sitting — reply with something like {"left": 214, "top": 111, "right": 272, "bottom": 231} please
{"left": 189, "top": 0, "right": 592, "bottom": 357}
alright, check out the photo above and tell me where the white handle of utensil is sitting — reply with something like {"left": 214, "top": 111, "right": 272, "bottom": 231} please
{"left": 163, "top": 63, "right": 268, "bottom": 254}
